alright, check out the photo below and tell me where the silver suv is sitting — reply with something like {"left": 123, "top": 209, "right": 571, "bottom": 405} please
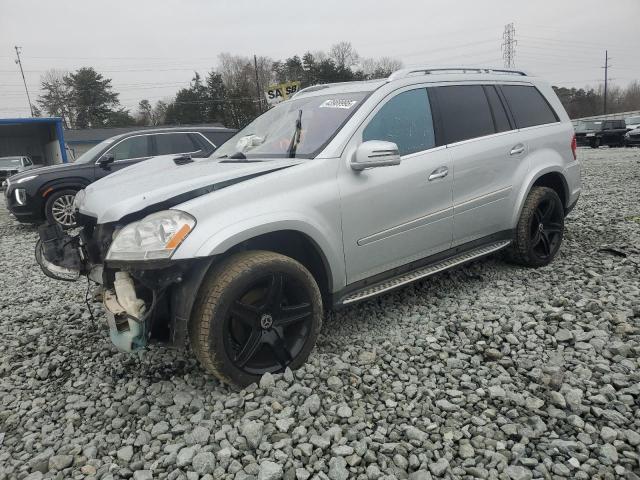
{"left": 36, "top": 67, "right": 581, "bottom": 386}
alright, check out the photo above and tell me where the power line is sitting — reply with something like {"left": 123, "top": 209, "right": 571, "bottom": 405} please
{"left": 502, "top": 23, "right": 517, "bottom": 68}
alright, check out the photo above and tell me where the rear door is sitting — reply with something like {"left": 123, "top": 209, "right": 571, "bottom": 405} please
{"left": 431, "top": 84, "right": 519, "bottom": 246}
{"left": 152, "top": 132, "right": 207, "bottom": 157}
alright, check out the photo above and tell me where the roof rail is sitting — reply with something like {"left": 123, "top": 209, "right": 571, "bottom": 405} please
{"left": 388, "top": 67, "right": 528, "bottom": 81}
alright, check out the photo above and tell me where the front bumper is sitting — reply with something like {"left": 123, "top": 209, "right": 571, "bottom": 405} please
{"left": 35, "top": 221, "right": 212, "bottom": 352}
{"left": 4, "top": 184, "right": 44, "bottom": 223}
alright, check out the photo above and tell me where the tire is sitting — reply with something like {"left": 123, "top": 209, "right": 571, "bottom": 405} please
{"left": 190, "top": 251, "right": 323, "bottom": 387}
{"left": 590, "top": 138, "right": 600, "bottom": 149}
{"left": 506, "top": 186, "right": 564, "bottom": 268}
{"left": 44, "top": 189, "right": 77, "bottom": 228}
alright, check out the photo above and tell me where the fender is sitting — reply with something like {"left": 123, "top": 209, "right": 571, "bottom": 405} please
{"left": 180, "top": 213, "right": 346, "bottom": 293}
{"left": 511, "top": 156, "right": 570, "bottom": 228}
{"left": 39, "top": 176, "right": 92, "bottom": 197}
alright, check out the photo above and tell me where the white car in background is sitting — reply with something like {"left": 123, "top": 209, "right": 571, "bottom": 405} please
{"left": 0, "top": 156, "right": 34, "bottom": 190}
{"left": 625, "top": 115, "right": 640, "bottom": 131}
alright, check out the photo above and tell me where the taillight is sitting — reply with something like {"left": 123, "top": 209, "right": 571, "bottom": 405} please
{"left": 571, "top": 133, "right": 577, "bottom": 160}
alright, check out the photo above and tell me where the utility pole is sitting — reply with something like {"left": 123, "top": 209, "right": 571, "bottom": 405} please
{"left": 253, "top": 54, "right": 263, "bottom": 113}
{"left": 502, "top": 23, "right": 517, "bottom": 68}
{"left": 603, "top": 50, "right": 610, "bottom": 115}
{"left": 14, "top": 46, "right": 34, "bottom": 117}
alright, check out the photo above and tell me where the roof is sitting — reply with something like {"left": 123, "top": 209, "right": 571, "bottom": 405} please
{"left": 64, "top": 123, "right": 233, "bottom": 144}
{"left": 0, "top": 117, "right": 63, "bottom": 126}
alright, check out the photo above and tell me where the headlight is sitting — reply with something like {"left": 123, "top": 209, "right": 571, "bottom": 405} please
{"left": 15, "top": 188, "right": 27, "bottom": 205}
{"left": 106, "top": 210, "right": 196, "bottom": 261}
{"left": 15, "top": 175, "right": 37, "bottom": 184}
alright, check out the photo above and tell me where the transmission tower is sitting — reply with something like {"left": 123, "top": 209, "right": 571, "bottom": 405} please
{"left": 502, "top": 23, "right": 517, "bottom": 68}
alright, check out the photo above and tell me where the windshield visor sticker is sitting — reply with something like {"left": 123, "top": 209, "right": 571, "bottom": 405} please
{"left": 319, "top": 99, "right": 358, "bottom": 109}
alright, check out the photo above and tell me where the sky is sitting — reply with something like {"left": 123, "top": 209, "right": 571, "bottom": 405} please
{"left": 1, "top": 0, "right": 639, "bottom": 118}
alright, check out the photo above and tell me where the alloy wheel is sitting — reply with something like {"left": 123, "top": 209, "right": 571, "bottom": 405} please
{"left": 51, "top": 194, "right": 76, "bottom": 227}
{"left": 530, "top": 197, "right": 563, "bottom": 259}
{"left": 223, "top": 272, "right": 313, "bottom": 375}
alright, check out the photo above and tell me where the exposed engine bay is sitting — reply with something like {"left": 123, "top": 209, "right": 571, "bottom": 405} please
{"left": 35, "top": 217, "right": 211, "bottom": 352}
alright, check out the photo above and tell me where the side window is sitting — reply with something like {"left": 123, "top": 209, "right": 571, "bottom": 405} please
{"left": 363, "top": 88, "right": 435, "bottom": 156}
{"left": 500, "top": 85, "right": 558, "bottom": 128}
{"left": 154, "top": 133, "right": 198, "bottom": 156}
{"left": 433, "top": 85, "right": 495, "bottom": 144}
{"left": 23, "top": 157, "right": 33, "bottom": 166}
{"left": 484, "top": 86, "right": 512, "bottom": 133}
{"left": 190, "top": 133, "right": 213, "bottom": 150}
{"left": 108, "top": 136, "right": 150, "bottom": 161}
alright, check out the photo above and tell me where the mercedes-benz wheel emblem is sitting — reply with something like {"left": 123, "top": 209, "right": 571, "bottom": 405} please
{"left": 260, "top": 313, "right": 273, "bottom": 329}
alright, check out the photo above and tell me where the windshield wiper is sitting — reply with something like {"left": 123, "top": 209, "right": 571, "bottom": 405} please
{"left": 287, "top": 110, "right": 303, "bottom": 158}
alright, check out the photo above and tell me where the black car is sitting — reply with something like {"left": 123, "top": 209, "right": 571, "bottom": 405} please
{"left": 625, "top": 126, "right": 640, "bottom": 146}
{"left": 575, "top": 119, "right": 627, "bottom": 148}
{"left": 4, "top": 127, "right": 236, "bottom": 227}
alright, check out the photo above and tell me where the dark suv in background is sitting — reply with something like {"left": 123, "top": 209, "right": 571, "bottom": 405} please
{"left": 4, "top": 127, "right": 236, "bottom": 228}
{"left": 575, "top": 119, "right": 627, "bottom": 148}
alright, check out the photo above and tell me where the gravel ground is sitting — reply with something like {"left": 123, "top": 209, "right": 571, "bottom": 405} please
{"left": 1, "top": 148, "right": 639, "bottom": 480}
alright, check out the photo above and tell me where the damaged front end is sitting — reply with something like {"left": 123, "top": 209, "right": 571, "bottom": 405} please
{"left": 35, "top": 213, "right": 211, "bottom": 353}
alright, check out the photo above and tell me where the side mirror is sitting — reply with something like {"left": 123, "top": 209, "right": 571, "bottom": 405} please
{"left": 351, "top": 140, "right": 401, "bottom": 171}
{"left": 98, "top": 153, "right": 115, "bottom": 168}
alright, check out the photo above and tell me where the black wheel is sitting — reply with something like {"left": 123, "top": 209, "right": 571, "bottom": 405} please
{"left": 589, "top": 138, "right": 600, "bottom": 148}
{"left": 506, "top": 186, "right": 564, "bottom": 267}
{"left": 190, "top": 251, "right": 322, "bottom": 387}
{"left": 44, "top": 189, "right": 77, "bottom": 228}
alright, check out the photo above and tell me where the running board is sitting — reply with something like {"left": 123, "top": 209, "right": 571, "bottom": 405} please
{"left": 341, "top": 240, "right": 511, "bottom": 305}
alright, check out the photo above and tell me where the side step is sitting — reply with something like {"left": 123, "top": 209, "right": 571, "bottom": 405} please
{"left": 341, "top": 240, "right": 511, "bottom": 305}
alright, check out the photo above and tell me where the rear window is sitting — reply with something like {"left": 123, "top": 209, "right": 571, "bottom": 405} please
{"left": 432, "top": 85, "right": 495, "bottom": 144}
{"left": 501, "top": 85, "right": 558, "bottom": 128}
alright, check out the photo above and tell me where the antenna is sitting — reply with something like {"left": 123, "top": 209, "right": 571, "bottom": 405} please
{"left": 502, "top": 23, "right": 517, "bottom": 69}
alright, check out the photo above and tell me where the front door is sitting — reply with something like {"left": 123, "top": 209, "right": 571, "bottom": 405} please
{"left": 94, "top": 134, "right": 153, "bottom": 180}
{"left": 339, "top": 87, "right": 454, "bottom": 285}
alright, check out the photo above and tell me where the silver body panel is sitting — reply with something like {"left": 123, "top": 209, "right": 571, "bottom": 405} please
{"left": 78, "top": 71, "right": 581, "bottom": 295}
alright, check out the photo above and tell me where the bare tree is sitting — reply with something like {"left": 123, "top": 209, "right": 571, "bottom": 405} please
{"left": 329, "top": 41, "right": 359, "bottom": 70}
{"left": 137, "top": 99, "right": 153, "bottom": 125}
{"left": 37, "top": 69, "right": 73, "bottom": 128}
{"left": 361, "top": 56, "right": 404, "bottom": 79}
{"left": 152, "top": 100, "right": 169, "bottom": 125}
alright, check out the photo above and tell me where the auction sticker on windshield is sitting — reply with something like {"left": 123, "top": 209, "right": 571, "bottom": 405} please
{"left": 320, "top": 99, "right": 358, "bottom": 109}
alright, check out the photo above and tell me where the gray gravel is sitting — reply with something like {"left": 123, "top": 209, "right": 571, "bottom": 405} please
{"left": 1, "top": 148, "right": 639, "bottom": 480}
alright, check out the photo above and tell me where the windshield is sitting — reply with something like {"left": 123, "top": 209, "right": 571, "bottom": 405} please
{"left": 73, "top": 138, "right": 116, "bottom": 163}
{"left": 0, "top": 157, "right": 22, "bottom": 168}
{"left": 212, "top": 92, "right": 368, "bottom": 159}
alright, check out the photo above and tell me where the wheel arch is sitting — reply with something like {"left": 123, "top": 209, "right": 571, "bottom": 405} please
{"left": 39, "top": 178, "right": 91, "bottom": 213}
{"left": 512, "top": 167, "right": 570, "bottom": 227}
{"left": 169, "top": 228, "right": 335, "bottom": 348}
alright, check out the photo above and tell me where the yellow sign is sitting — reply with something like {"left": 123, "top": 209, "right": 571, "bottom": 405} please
{"left": 265, "top": 81, "right": 301, "bottom": 105}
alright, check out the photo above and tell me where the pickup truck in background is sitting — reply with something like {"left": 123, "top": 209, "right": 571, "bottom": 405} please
{"left": 575, "top": 119, "right": 627, "bottom": 148}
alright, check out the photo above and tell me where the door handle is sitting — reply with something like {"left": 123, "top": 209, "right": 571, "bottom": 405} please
{"left": 510, "top": 144, "right": 525, "bottom": 156}
{"left": 428, "top": 166, "right": 448, "bottom": 181}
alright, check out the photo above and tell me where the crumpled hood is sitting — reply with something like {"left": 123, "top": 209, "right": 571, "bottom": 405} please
{"left": 79, "top": 155, "right": 302, "bottom": 223}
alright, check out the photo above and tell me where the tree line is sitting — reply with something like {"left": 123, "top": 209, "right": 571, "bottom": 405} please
{"left": 35, "top": 41, "right": 640, "bottom": 130}
{"left": 553, "top": 83, "right": 640, "bottom": 119}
